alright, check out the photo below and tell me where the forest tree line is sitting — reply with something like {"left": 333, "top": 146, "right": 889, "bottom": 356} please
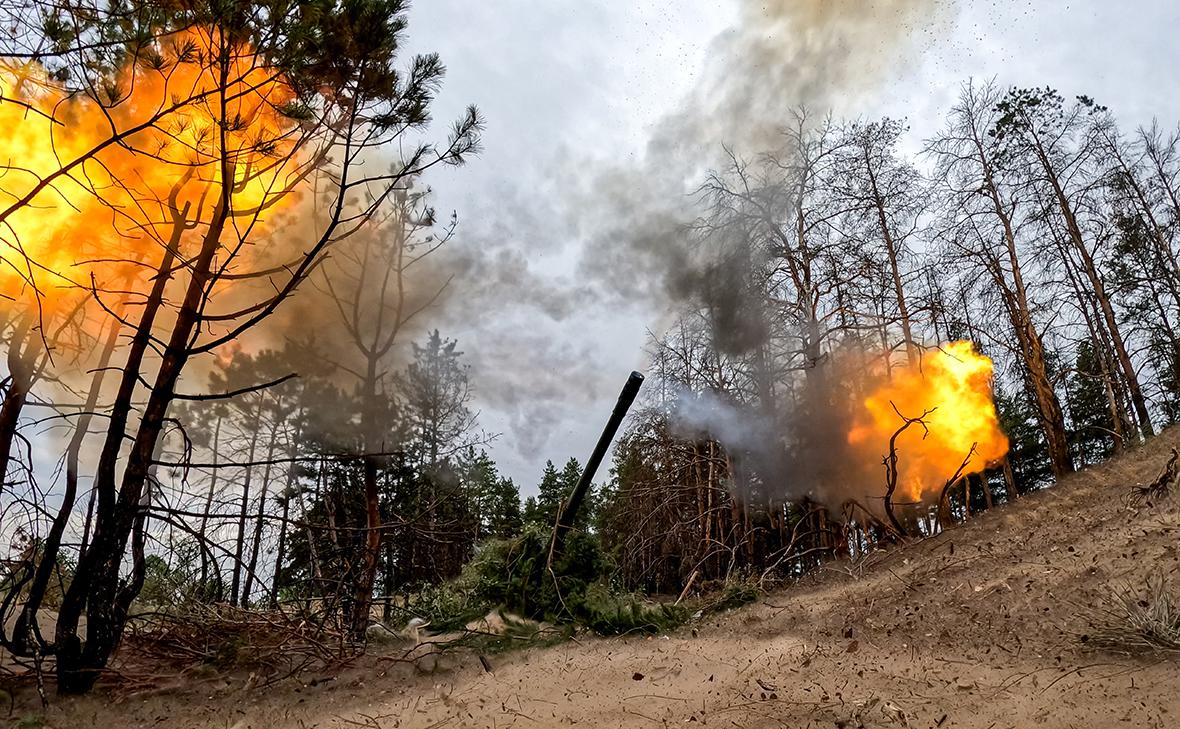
{"left": 600, "top": 83, "right": 1180, "bottom": 593}
{"left": 0, "top": 0, "right": 485, "bottom": 693}
{"left": 134, "top": 81, "right": 1180, "bottom": 619}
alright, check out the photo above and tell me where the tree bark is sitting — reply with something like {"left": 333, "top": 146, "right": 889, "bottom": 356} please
{"left": 863, "top": 145, "right": 918, "bottom": 364}
{"left": 270, "top": 437, "right": 300, "bottom": 609}
{"left": 198, "top": 415, "right": 223, "bottom": 600}
{"left": 10, "top": 315, "right": 118, "bottom": 655}
{"left": 243, "top": 410, "right": 282, "bottom": 607}
{"left": 0, "top": 316, "right": 38, "bottom": 495}
{"left": 1030, "top": 136, "right": 1154, "bottom": 439}
{"left": 352, "top": 354, "right": 384, "bottom": 637}
{"left": 966, "top": 122, "right": 1074, "bottom": 477}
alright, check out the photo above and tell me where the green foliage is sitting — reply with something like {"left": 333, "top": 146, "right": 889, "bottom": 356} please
{"left": 280, "top": 453, "right": 479, "bottom": 599}
{"left": 992, "top": 86, "right": 1107, "bottom": 155}
{"left": 460, "top": 525, "right": 686, "bottom": 634}
{"left": 450, "top": 613, "right": 567, "bottom": 655}
{"left": 15, "top": 715, "right": 46, "bottom": 729}
{"left": 462, "top": 525, "right": 601, "bottom": 623}
{"left": 995, "top": 384, "right": 1053, "bottom": 494}
{"left": 1066, "top": 340, "right": 1118, "bottom": 465}
{"left": 522, "top": 457, "right": 593, "bottom": 532}
{"left": 400, "top": 579, "right": 487, "bottom": 633}
{"left": 463, "top": 448, "right": 523, "bottom": 540}
{"left": 578, "top": 583, "right": 686, "bottom": 635}
{"left": 399, "top": 524, "right": 687, "bottom": 638}
{"left": 274, "top": 330, "right": 490, "bottom": 607}
{"left": 139, "top": 555, "right": 179, "bottom": 607}
{"left": 0, "top": 534, "right": 76, "bottom": 610}
{"left": 136, "top": 538, "right": 219, "bottom": 609}
{"left": 1104, "top": 211, "right": 1180, "bottom": 427}
{"left": 402, "top": 330, "right": 476, "bottom": 467}
{"left": 705, "top": 576, "right": 760, "bottom": 612}
{"left": 523, "top": 460, "right": 563, "bottom": 529}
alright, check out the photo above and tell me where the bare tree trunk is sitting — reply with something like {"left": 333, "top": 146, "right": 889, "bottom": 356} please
{"left": 270, "top": 438, "right": 300, "bottom": 610}
{"left": 1034, "top": 143, "right": 1154, "bottom": 438}
{"left": 243, "top": 412, "right": 281, "bottom": 607}
{"left": 353, "top": 354, "right": 384, "bottom": 637}
{"left": 295, "top": 464, "right": 325, "bottom": 608}
{"left": 10, "top": 314, "right": 119, "bottom": 654}
{"left": 0, "top": 316, "right": 38, "bottom": 495}
{"left": 944, "top": 96, "right": 1074, "bottom": 478}
{"left": 198, "top": 415, "right": 223, "bottom": 599}
{"left": 1001, "top": 456, "right": 1019, "bottom": 500}
{"left": 231, "top": 399, "right": 264, "bottom": 606}
{"left": 1052, "top": 230, "right": 1131, "bottom": 453}
{"left": 864, "top": 147, "right": 918, "bottom": 364}
{"left": 55, "top": 196, "right": 223, "bottom": 693}
{"left": 1103, "top": 132, "right": 1180, "bottom": 318}
{"left": 980, "top": 157, "right": 1073, "bottom": 477}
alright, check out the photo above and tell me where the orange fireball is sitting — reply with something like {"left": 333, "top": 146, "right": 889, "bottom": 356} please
{"left": 0, "top": 28, "right": 302, "bottom": 320}
{"left": 847, "top": 341, "right": 1009, "bottom": 503}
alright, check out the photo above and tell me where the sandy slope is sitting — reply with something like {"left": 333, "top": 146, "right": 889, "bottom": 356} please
{"left": 29, "top": 430, "right": 1180, "bottom": 728}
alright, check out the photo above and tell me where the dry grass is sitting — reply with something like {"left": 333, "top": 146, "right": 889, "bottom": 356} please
{"left": 1085, "top": 572, "right": 1180, "bottom": 655}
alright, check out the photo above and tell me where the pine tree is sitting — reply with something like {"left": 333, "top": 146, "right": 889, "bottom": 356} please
{"left": 995, "top": 386, "right": 1054, "bottom": 494}
{"left": 1066, "top": 341, "right": 1118, "bottom": 466}
{"left": 522, "top": 496, "right": 541, "bottom": 527}
{"left": 525, "top": 460, "right": 564, "bottom": 529}
{"left": 489, "top": 477, "right": 524, "bottom": 539}
{"left": 558, "top": 457, "right": 594, "bottom": 532}
{"left": 463, "top": 449, "right": 523, "bottom": 540}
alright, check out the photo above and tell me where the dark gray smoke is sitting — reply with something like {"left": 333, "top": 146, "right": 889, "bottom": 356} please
{"left": 665, "top": 340, "right": 892, "bottom": 509}
{"left": 558, "top": 0, "right": 952, "bottom": 499}
{"left": 579, "top": 0, "right": 951, "bottom": 309}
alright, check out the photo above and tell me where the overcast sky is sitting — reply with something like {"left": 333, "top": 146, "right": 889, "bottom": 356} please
{"left": 394, "top": 0, "right": 1180, "bottom": 493}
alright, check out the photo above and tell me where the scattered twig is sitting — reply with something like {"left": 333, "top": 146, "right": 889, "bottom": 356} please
{"left": 1128, "top": 448, "right": 1179, "bottom": 507}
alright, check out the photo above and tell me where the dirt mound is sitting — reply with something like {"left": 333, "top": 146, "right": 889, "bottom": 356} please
{"left": 29, "top": 430, "right": 1180, "bottom": 728}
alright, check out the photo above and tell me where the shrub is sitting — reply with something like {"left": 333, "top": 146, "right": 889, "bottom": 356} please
{"left": 578, "top": 583, "right": 685, "bottom": 635}
{"left": 403, "top": 580, "right": 488, "bottom": 632}
{"left": 400, "top": 525, "right": 687, "bottom": 636}
{"left": 710, "top": 576, "right": 760, "bottom": 612}
{"left": 463, "top": 525, "right": 604, "bottom": 624}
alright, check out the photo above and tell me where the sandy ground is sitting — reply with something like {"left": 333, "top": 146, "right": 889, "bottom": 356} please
{"left": 16, "top": 430, "right": 1180, "bottom": 728}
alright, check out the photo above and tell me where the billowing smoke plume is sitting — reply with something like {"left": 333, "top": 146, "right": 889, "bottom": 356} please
{"left": 564, "top": 1, "right": 953, "bottom": 501}
{"left": 671, "top": 388, "right": 772, "bottom": 463}
{"left": 579, "top": 0, "right": 950, "bottom": 305}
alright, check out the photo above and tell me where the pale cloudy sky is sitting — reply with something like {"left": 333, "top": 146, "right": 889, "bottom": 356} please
{"left": 396, "top": 0, "right": 1180, "bottom": 492}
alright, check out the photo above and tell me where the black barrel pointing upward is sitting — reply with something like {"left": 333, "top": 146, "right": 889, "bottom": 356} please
{"left": 548, "top": 370, "right": 644, "bottom": 566}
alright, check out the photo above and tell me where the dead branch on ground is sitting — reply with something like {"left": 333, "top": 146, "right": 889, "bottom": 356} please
{"left": 1128, "top": 448, "right": 1179, "bottom": 507}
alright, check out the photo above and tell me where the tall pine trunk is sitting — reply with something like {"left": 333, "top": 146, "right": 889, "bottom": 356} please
{"left": 969, "top": 128, "right": 1074, "bottom": 478}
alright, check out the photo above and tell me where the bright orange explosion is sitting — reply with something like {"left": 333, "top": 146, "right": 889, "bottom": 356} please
{"left": 847, "top": 341, "right": 1010, "bottom": 503}
{"left": 0, "top": 28, "right": 302, "bottom": 317}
